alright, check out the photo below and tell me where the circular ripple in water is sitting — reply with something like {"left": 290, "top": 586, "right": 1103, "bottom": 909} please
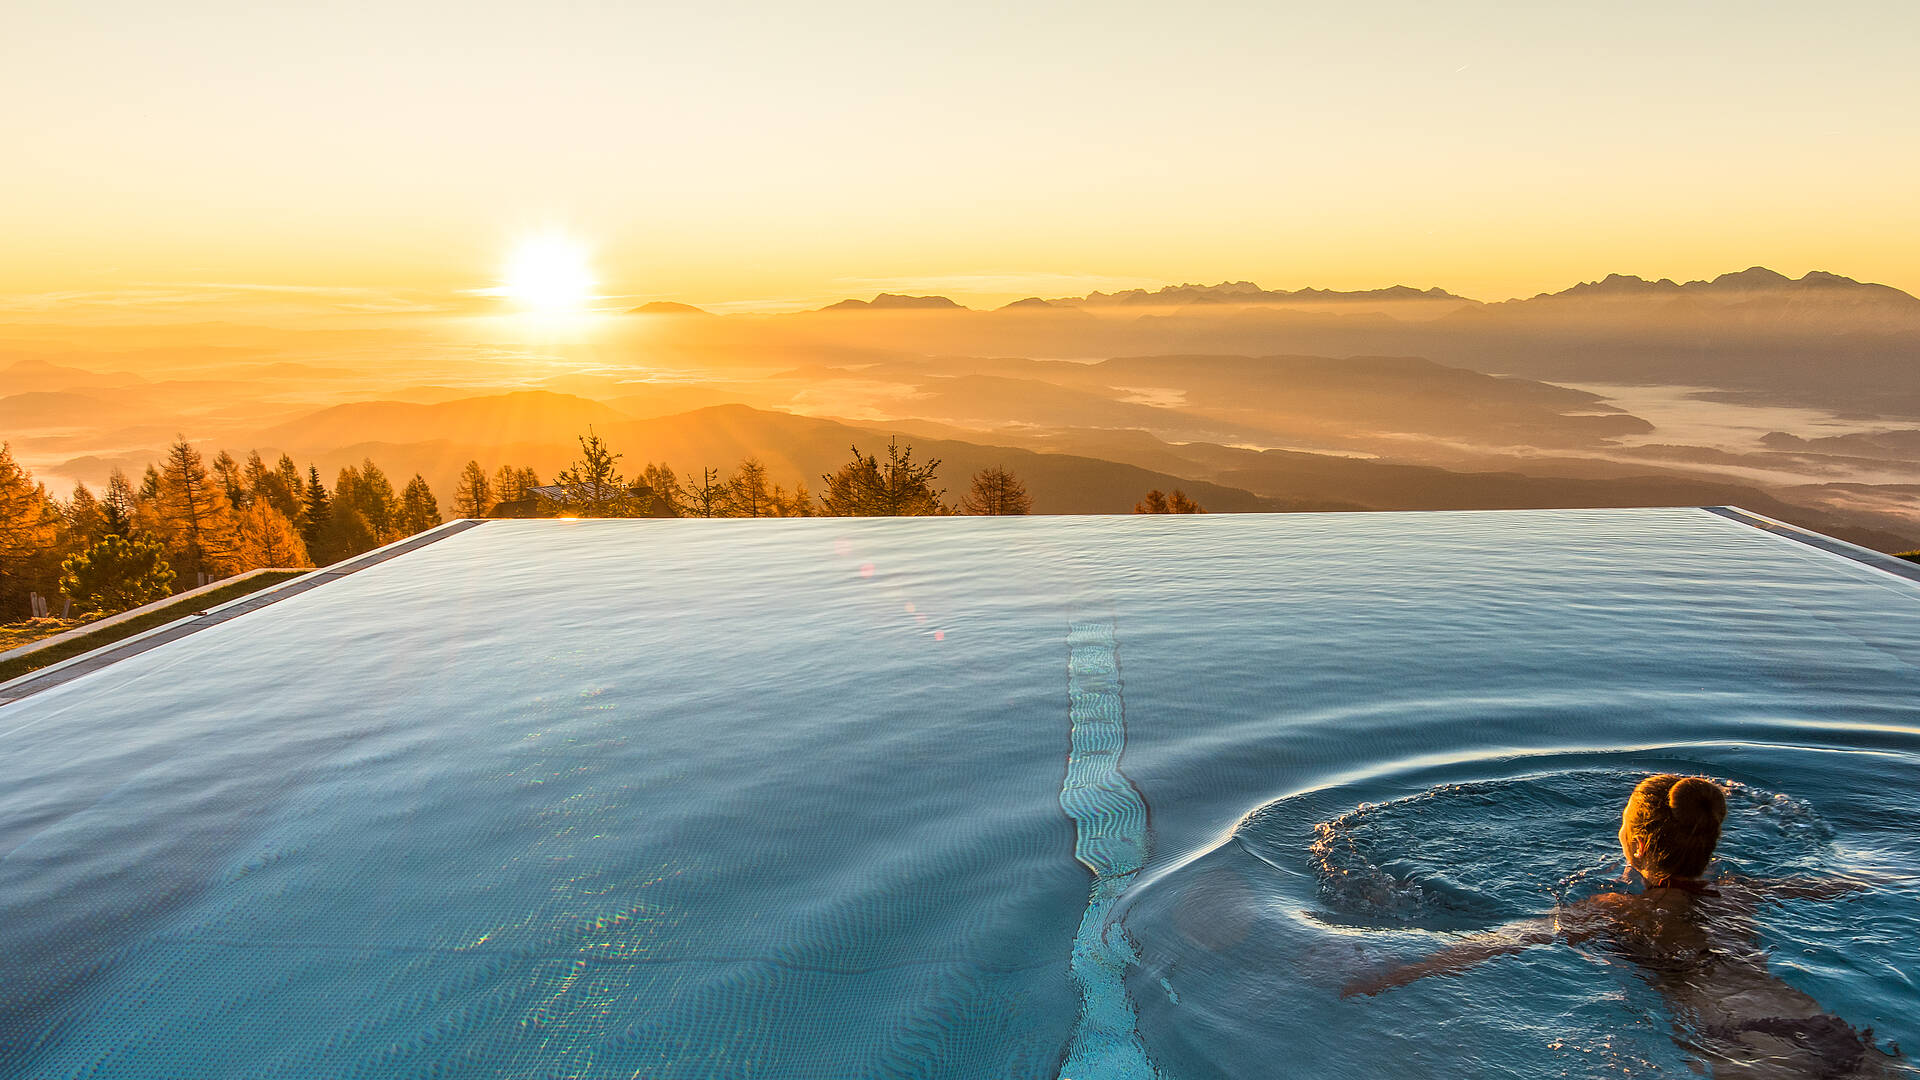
{"left": 1115, "top": 763, "right": 1918, "bottom": 1080}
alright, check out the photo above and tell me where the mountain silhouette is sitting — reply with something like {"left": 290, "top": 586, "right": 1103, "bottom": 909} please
{"left": 820, "top": 293, "right": 966, "bottom": 312}
{"left": 628, "top": 301, "right": 710, "bottom": 315}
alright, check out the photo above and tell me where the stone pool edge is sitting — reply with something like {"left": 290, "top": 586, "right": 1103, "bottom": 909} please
{"left": 0, "top": 519, "right": 488, "bottom": 709}
{"left": 1705, "top": 506, "right": 1920, "bottom": 587}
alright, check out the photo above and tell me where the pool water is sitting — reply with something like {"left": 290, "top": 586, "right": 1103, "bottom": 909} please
{"left": 1, "top": 509, "right": 1916, "bottom": 1078}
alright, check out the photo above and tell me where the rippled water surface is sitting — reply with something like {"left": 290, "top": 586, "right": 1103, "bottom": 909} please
{"left": 1, "top": 510, "right": 1916, "bottom": 1078}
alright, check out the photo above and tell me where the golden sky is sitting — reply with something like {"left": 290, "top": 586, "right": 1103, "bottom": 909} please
{"left": 4, "top": 0, "right": 1917, "bottom": 311}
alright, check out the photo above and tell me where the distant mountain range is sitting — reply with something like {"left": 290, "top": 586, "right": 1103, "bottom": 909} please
{"left": 655, "top": 268, "right": 1914, "bottom": 317}
{"left": 1521, "top": 267, "right": 1919, "bottom": 305}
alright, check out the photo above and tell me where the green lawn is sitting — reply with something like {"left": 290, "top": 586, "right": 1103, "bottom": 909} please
{"left": 0, "top": 570, "right": 308, "bottom": 684}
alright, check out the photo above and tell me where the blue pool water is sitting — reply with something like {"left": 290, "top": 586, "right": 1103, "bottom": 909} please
{"left": 1, "top": 509, "right": 1916, "bottom": 1078}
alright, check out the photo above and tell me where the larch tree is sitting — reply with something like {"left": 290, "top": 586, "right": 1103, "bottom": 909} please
{"left": 1133, "top": 488, "right": 1204, "bottom": 514}
{"left": 157, "top": 437, "right": 241, "bottom": 582}
{"left": 323, "top": 464, "right": 379, "bottom": 559}
{"left": 729, "top": 457, "right": 776, "bottom": 517}
{"left": 397, "top": 475, "right": 442, "bottom": 536}
{"left": 0, "top": 443, "right": 63, "bottom": 614}
{"left": 683, "top": 466, "right": 727, "bottom": 518}
{"left": 962, "top": 466, "right": 1033, "bottom": 515}
{"left": 453, "top": 460, "right": 493, "bottom": 518}
{"left": 780, "top": 481, "right": 816, "bottom": 518}
{"left": 355, "top": 458, "right": 398, "bottom": 541}
{"left": 103, "top": 469, "right": 137, "bottom": 536}
{"left": 213, "top": 450, "right": 249, "bottom": 510}
{"left": 272, "top": 455, "right": 307, "bottom": 522}
{"left": 640, "top": 463, "right": 685, "bottom": 517}
{"left": 235, "top": 502, "right": 311, "bottom": 569}
{"left": 492, "top": 464, "right": 539, "bottom": 505}
{"left": 65, "top": 482, "right": 108, "bottom": 548}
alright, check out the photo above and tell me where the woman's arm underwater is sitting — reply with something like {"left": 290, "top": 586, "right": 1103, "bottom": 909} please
{"left": 1339, "top": 899, "right": 1616, "bottom": 999}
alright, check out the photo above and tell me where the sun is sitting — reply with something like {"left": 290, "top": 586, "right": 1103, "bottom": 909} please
{"left": 499, "top": 233, "right": 596, "bottom": 312}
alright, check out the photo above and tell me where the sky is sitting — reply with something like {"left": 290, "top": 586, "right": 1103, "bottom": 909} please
{"left": 4, "top": 0, "right": 1918, "bottom": 312}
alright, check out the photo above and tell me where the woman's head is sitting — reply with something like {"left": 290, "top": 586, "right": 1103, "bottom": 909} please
{"left": 1619, "top": 774, "right": 1727, "bottom": 883}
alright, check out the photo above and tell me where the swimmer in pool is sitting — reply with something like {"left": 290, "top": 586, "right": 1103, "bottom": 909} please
{"left": 1342, "top": 774, "right": 1906, "bottom": 1078}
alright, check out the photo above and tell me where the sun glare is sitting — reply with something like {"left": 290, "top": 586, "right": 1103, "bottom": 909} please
{"left": 500, "top": 233, "right": 596, "bottom": 312}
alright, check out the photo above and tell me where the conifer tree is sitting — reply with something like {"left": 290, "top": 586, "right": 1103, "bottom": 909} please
{"left": 65, "top": 482, "right": 109, "bottom": 548}
{"left": 356, "top": 458, "right": 398, "bottom": 540}
{"left": 640, "top": 462, "right": 685, "bottom": 517}
{"left": 1133, "top": 489, "right": 1171, "bottom": 514}
{"left": 556, "top": 430, "right": 633, "bottom": 517}
{"left": 103, "top": 469, "right": 137, "bottom": 536}
{"left": 139, "top": 464, "right": 162, "bottom": 502}
{"left": 273, "top": 455, "right": 306, "bottom": 522}
{"left": 453, "top": 460, "right": 492, "bottom": 518}
{"left": 781, "top": 481, "right": 816, "bottom": 518}
{"left": 302, "top": 465, "right": 333, "bottom": 560}
{"left": 821, "top": 440, "right": 946, "bottom": 516}
{"left": 324, "top": 465, "right": 379, "bottom": 558}
{"left": 396, "top": 475, "right": 442, "bottom": 535}
{"left": 59, "top": 533, "right": 176, "bottom": 617}
{"left": 213, "top": 450, "right": 249, "bottom": 510}
{"left": 962, "top": 466, "right": 1033, "bottom": 515}
{"left": 728, "top": 457, "right": 775, "bottom": 517}
{"left": 157, "top": 437, "right": 241, "bottom": 581}
{"left": 492, "top": 464, "right": 539, "bottom": 505}
{"left": 248, "top": 451, "right": 302, "bottom": 523}
{"left": 235, "top": 502, "right": 310, "bottom": 569}
{"left": 683, "top": 466, "right": 727, "bottom": 518}
{"left": 0, "top": 443, "right": 62, "bottom": 614}
{"left": 1166, "top": 489, "right": 1205, "bottom": 514}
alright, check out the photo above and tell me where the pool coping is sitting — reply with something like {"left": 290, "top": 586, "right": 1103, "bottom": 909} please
{"left": 0, "top": 519, "right": 487, "bottom": 709}
{"left": 1703, "top": 505, "right": 1920, "bottom": 587}
{"left": 2, "top": 507, "right": 1913, "bottom": 709}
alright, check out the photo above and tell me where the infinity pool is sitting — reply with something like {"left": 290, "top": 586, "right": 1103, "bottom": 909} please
{"left": 2, "top": 509, "right": 1916, "bottom": 1078}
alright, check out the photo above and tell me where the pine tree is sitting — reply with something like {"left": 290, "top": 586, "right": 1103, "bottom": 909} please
{"left": 962, "top": 466, "right": 1033, "bottom": 515}
{"left": 139, "top": 464, "right": 162, "bottom": 502}
{"left": 235, "top": 502, "right": 311, "bottom": 569}
{"left": 396, "top": 475, "right": 442, "bottom": 535}
{"left": 59, "top": 533, "right": 176, "bottom": 617}
{"left": 453, "top": 460, "right": 493, "bottom": 518}
{"left": 157, "top": 437, "right": 241, "bottom": 581}
{"left": 821, "top": 440, "right": 946, "bottom": 516}
{"left": 302, "top": 465, "right": 333, "bottom": 561}
{"left": 555, "top": 430, "right": 634, "bottom": 517}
